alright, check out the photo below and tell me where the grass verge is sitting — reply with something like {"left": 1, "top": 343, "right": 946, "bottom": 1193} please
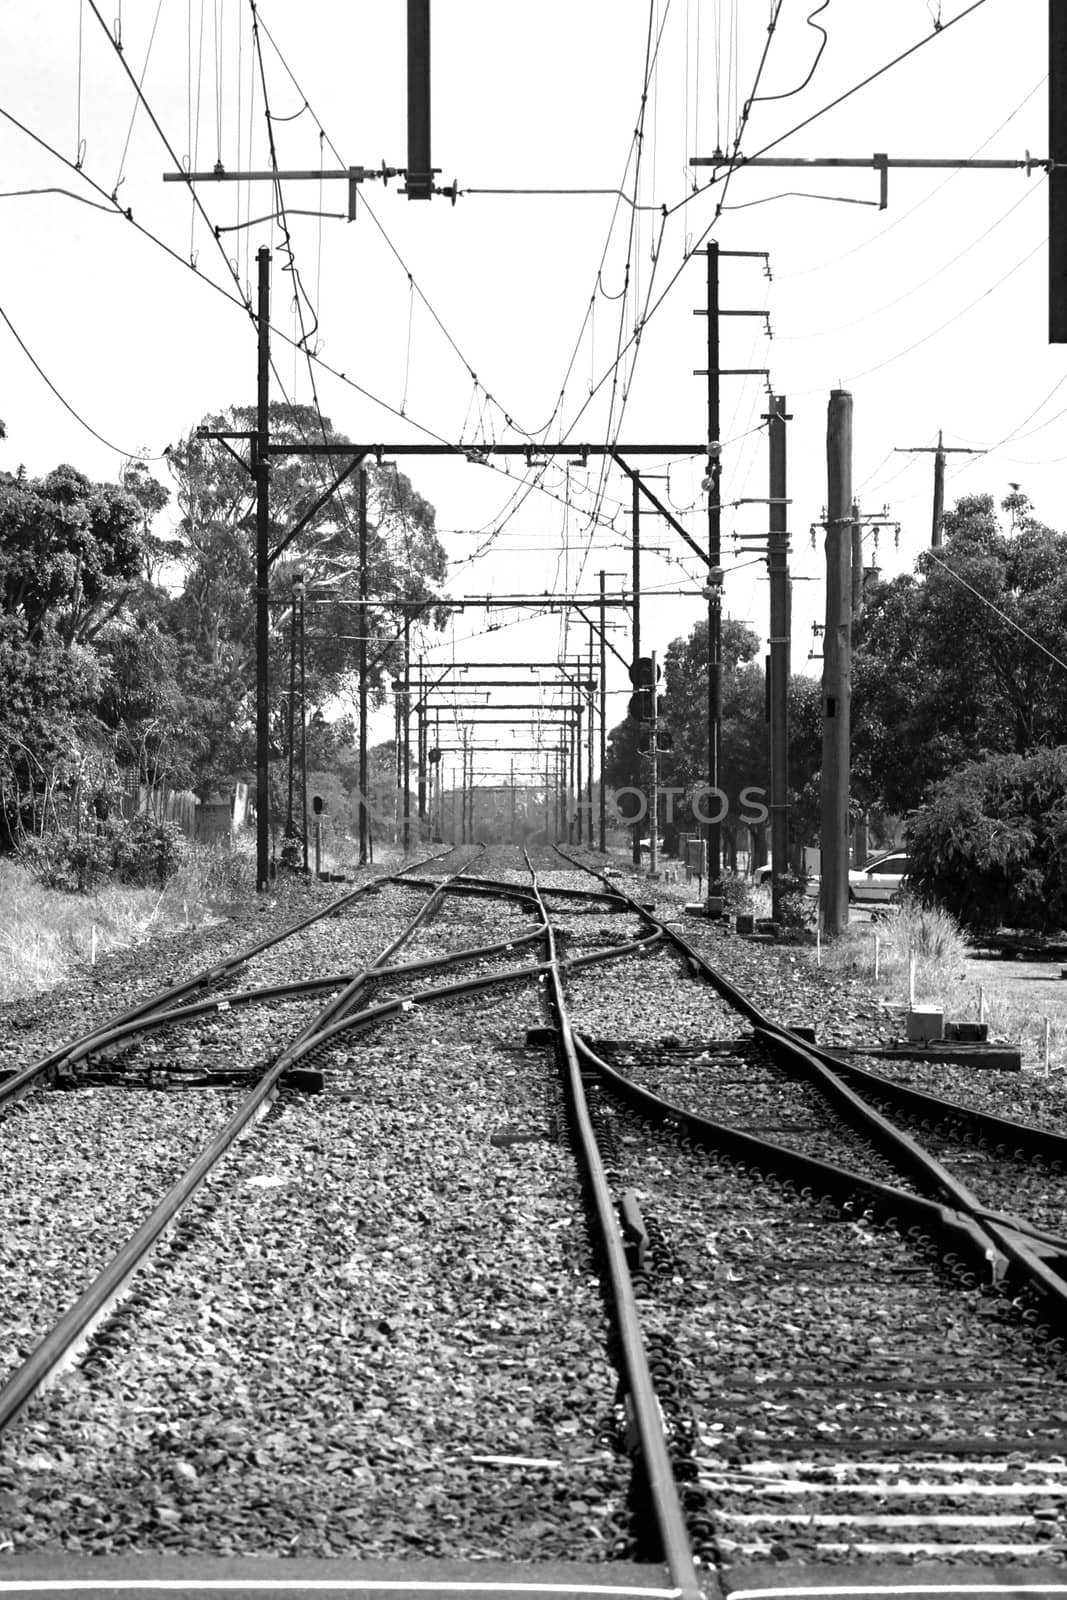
{"left": 820, "top": 896, "right": 1067, "bottom": 1073}
{"left": 0, "top": 844, "right": 257, "bottom": 1003}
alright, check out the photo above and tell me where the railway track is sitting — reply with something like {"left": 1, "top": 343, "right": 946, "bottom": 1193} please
{"left": 0, "top": 847, "right": 689, "bottom": 1583}
{"left": 1, "top": 842, "right": 1066, "bottom": 1589}
{"left": 558, "top": 846, "right": 1067, "bottom": 1571}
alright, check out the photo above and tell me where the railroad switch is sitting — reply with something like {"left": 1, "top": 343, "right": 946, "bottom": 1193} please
{"left": 524, "top": 1026, "right": 558, "bottom": 1047}
{"left": 619, "top": 1187, "right": 650, "bottom": 1275}
{"left": 286, "top": 1065, "right": 324, "bottom": 1093}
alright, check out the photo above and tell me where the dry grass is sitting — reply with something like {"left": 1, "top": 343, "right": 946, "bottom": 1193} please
{"left": 959, "top": 963, "right": 1067, "bottom": 1076}
{"left": 0, "top": 843, "right": 258, "bottom": 1003}
{"left": 820, "top": 896, "right": 969, "bottom": 1004}
{"left": 821, "top": 896, "right": 1067, "bottom": 1073}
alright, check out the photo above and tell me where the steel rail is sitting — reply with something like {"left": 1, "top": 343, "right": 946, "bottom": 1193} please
{"left": 372, "top": 927, "right": 663, "bottom": 982}
{"left": 0, "top": 853, "right": 480, "bottom": 1437}
{"left": 752, "top": 1026, "right": 1003, "bottom": 1220}
{"left": 0, "top": 871, "right": 644, "bottom": 1099}
{"left": 758, "top": 1027, "right": 1067, "bottom": 1260}
{"left": 287, "top": 960, "right": 555, "bottom": 1056}
{"left": 816, "top": 1045, "right": 1067, "bottom": 1169}
{"left": 287, "top": 865, "right": 493, "bottom": 1054}
{"left": 525, "top": 860, "right": 702, "bottom": 1600}
{"left": 554, "top": 849, "right": 1067, "bottom": 1325}
{"left": 2, "top": 930, "right": 558, "bottom": 1091}
{"left": 277, "top": 937, "right": 670, "bottom": 1063}
{"left": 0, "top": 864, "right": 449, "bottom": 1111}
{"left": 0, "top": 1048, "right": 293, "bottom": 1435}
{"left": 0, "top": 854, "right": 662, "bottom": 1450}
{"left": 572, "top": 1032, "right": 1008, "bottom": 1283}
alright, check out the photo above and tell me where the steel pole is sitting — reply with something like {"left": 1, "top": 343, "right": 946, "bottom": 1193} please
{"left": 706, "top": 241, "right": 723, "bottom": 906}
{"left": 768, "top": 397, "right": 791, "bottom": 921}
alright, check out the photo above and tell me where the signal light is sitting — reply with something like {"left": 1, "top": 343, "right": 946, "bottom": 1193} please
{"left": 629, "top": 656, "right": 660, "bottom": 688}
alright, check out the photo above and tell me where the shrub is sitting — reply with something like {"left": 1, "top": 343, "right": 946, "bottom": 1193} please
{"left": 909, "top": 746, "right": 1067, "bottom": 932}
{"left": 775, "top": 870, "right": 817, "bottom": 931}
{"left": 719, "top": 871, "right": 753, "bottom": 913}
{"left": 19, "top": 815, "right": 186, "bottom": 894}
{"left": 165, "top": 839, "right": 256, "bottom": 908}
{"left": 19, "top": 828, "right": 114, "bottom": 893}
{"left": 113, "top": 814, "right": 185, "bottom": 887}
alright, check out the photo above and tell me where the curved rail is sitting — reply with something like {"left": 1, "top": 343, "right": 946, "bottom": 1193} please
{"left": 0, "top": 855, "right": 502, "bottom": 1435}
{"left": 573, "top": 1032, "right": 1006, "bottom": 1284}
{"left": 0, "top": 855, "right": 454, "bottom": 1111}
{"left": 555, "top": 846, "right": 1067, "bottom": 1326}
{"left": 524, "top": 853, "right": 702, "bottom": 1600}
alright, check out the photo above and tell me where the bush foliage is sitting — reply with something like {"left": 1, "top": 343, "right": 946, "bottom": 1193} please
{"left": 908, "top": 746, "right": 1067, "bottom": 932}
{"left": 20, "top": 815, "right": 185, "bottom": 894}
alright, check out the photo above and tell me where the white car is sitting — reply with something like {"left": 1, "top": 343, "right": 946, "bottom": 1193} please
{"left": 848, "top": 850, "right": 910, "bottom": 903}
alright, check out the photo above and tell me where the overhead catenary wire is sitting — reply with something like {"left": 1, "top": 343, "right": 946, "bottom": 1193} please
{"left": 112, "top": 0, "right": 165, "bottom": 198}
{"left": 0, "top": 298, "right": 160, "bottom": 459}
{"left": 777, "top": 74, "right": 1046, "bottom": 281}
{"left": 4, "top": 1, "right": 1023, "bottom": 688}
{"left": 2, "top": 43, "right": 685, "bottom": 644}
{"left": 777, "top": 179, "right": 1043, "bottom": 342}
{"left": 239, "top": 10, "right": 601, "bottom": 589}
{"left": 796, "top": 234, "right": 1045, "bottom": 394}
{"left": 673, "top": 0, "right": 993, "bottom": 222}
{"left": 251, "top": 8, "right": 543, "bottom": 450}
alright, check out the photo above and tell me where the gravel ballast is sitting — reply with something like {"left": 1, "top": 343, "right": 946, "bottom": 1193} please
{"left": 0, "top": 867, "right": 634, "bottom": 1561}
{"left": 5, "top": 845, "right": 1067, "bottom": 1573}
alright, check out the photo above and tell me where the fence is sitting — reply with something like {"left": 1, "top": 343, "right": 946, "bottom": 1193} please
{"left": 117, "top": 781, "right": 248, "bottom": 844}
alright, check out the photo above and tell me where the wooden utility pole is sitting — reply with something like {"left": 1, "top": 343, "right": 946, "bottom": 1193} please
{"left": 648, "top": 651, "right": 660, "bottom": 879}
{"left": 820, "top": 390, "right": 853, "bottom": 937}
{"left": 254, "top": 246, "right": 271, "bottom": 892}
{"left": 767, "top": 396, "right": 791, "bottom": 921}
{"left": 587, "top": 623, "right": 595, "bottom": 842}
{"left": 357, "top": 469, "right": 369, "bottom": 866}
{"left": 402, "top": 611, "right": 412, "bottom": 851}
{"left": 286, "top": 576, "right": 298, "bottom": 850}
{"left": 895, "top": 430, "right": 984, "bottom": 546}
{"left": 631, "top": 476, "right": 642, "bottom": 868}
{"left": 599, "top": 570, "right": 607, "bottom": 852}
{"left": 576, "top": 694, "right": 584, "bottom": 844}
{"left": 299, "top": 579, "right": 308, "bottom": 874}
{"left": 417, "top": 653, "right": 426, "bottom": 823}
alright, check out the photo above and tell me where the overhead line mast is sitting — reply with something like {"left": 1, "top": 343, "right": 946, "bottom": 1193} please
{"left": 1054, "top": 1, "right": 1067, "bottom": 340}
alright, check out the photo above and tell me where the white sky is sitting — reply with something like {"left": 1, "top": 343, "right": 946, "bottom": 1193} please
{"left": 0, "top": 1, "right": 1056, "bottom": 784}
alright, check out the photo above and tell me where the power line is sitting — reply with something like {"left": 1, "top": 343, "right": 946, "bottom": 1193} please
{"left": 777, "top": 181, "right": 1043, "bottom": 342}
{"left": 673, "top": 0, "right": 993, "bottom": 222}
{"left": 923, "top": 547, "right": 1067, "bottom": 674}
{"left": 0, "top": 298, "right": 156, "bottom": 459}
